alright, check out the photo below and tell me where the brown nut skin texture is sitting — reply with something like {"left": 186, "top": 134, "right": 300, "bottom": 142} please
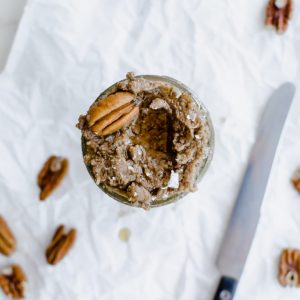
{"left": 0, "top": 264, "right": 27, "bottom": 299}
{"left": 292, "top": 178, "right": 300, "bottom": 193}
{"left": 91, "top": 102, "right": 135, "bottom": 134}
{"left": 87, "top": 92, "right": 135, "bottom": 126}
{"left": 265, "top": 0, "right": 293, "bottom": 34}
{"left": 45, "top": 225, "right": 77, "bottom": 266}
{"left": 38, "top": 156, "right": 69, "bottom": 201}
{"left": 278, "top": 248, "right": 300, "bottom": 287}
{"left": 87, "top": 92, "right": 139, "bottom": 136}
{"left": 101, "top": 106, "right": 139, "bottom": 135}
{"left": 0, "top": 216, "right": 16, "bottom": 256}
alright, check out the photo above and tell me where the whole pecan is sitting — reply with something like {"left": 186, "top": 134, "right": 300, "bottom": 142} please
{"left": 0, "top": 216, "right": 16, "bottom": 256}
{"left": 0, "top": 264, "right": 26, "bottom": 299}
{"left": 37, "top": 156, "right": 69, "bottom": 200}
{"left": 45, "top": 225, "right": 77, "bottom": 265}
{"left": 265, "top": 0, "right": 293, "bottom": 34}
{"left": 279, "top": 249, "right": 300, "bottom": 287}
{"left": 87, "top": 92, "right": 139, "bottom": 136}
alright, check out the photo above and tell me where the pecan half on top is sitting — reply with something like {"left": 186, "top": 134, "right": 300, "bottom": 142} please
{"left": 0, "top": 216, "right": 16, "bottom": 256}
{"left": 279, "top": 249, "right": 300, "bottom": 287}
{"left": 87, "top": 92, "right": 139, "bottom": 136}
{"left": 0, "top": 264, "right": 27, "bottom": 299}
{"left": 265, "top": 0, "right": 293, "bottom": 34}
{"left": 45, "top": 225, "right": 77, "bottom": 265}
{"left": 292, "top": 168, "right": 300, "bottom": 193}
{"left": 37, "top": 156, "right": 69, "bottom": 201}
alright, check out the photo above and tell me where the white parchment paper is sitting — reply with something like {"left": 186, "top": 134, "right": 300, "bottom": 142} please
{"left": 1, "top": 0, "right": 300, "bottom": 299}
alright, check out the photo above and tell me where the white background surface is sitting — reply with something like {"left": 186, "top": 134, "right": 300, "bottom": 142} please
{"left": 0, "top": 0, "right": 27, "bottom": 70}
{"left": 1, "top": 0, "right": 300, "bottom": 299}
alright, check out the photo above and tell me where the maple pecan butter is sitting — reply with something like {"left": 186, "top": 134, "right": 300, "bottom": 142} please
{"left": 77, "top": 73, "right": 214, "bottom": 209}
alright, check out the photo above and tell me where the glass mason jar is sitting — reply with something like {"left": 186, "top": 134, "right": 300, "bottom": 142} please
{"left": 82, "top": 75, "right": 215, "bottom": 208}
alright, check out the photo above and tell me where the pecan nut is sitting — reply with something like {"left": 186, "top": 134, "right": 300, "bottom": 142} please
{"left": 37, "top": 156, "right": 69, "bottom": 201}
{"left": 87, "top": 92, "right": 139, "bottom": 136}
{"left": 292, "top": 168, "right": 300, "bottom": 193}
{"left": 0, "top": 264, "right": 26, "bottom": 299}
{"left": 0, "top": 216, "right": 16, "bottom": 256}
{"left": 265, "top": 0, "right": 293, "bottom": 34}
{"left": 279, "top": 248, "right": 300, "bottom": 287}
{"left": 45, "top": 225, "right": 77, "bottom": 265}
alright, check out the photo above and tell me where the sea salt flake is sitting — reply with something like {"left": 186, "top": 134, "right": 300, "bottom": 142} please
{"left": 168, "top": 171, "right": 179, "bottom": 189}
{"left": 105, "top": 136, "right": 114, "bottom": 142}
{"left": 137, "top": 149, "right": 142, "bottom": 156}
{"left": 122, "top": 136, "right": 131, "bottom": 145}
{"left": 150, "top": 98, "right": 170, "bottom": 111}
{"left": 189, "top": 111, "right": 197, "bottom": 122}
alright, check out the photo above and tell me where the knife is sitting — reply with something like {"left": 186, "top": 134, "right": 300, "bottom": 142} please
{"left": 213, "top": 82, "right": 296, "bottom": 300}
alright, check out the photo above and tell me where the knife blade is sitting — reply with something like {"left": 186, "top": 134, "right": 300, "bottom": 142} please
{"left": 213, "top": 82, "right": 296, "bottom": 300}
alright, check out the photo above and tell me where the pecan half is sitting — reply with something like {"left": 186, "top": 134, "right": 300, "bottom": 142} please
{"left": 0, "top": 216, "right": 16, "bottom": 256}
{"left": 279, "top": 249, "right": 300, "bottom": 287}
{"left": 265, "top": 0, "right": 293, "bottom": 34}
{"left": 292, "top": 168, "right": 300, "bottom": 193}
{"left": 45, "top": 225, "right": 77, "bottom": 265}
{"left": 0, "top": 264, "right": 27, "bottom": 299}
{"left": 87, "top": 92, "right": 139, "bottom": 136}
{"left": 38, "top": 156, "right": 69, "bottom": 201}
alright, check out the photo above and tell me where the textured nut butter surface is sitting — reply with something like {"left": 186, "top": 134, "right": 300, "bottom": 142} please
{"left": 77, "top": 73, "right": 211, "bottom": 209}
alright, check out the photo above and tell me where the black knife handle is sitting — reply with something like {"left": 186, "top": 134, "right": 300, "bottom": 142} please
{"left": 213, "top": 276, "right": 238, "bottom": 300}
